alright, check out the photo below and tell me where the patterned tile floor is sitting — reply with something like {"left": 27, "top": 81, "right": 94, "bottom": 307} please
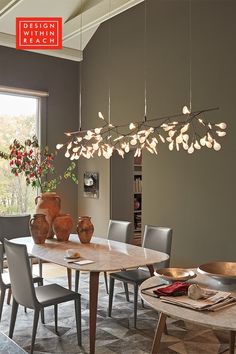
{"left": 0, "top": 265, "right": 235, "bottom": 354}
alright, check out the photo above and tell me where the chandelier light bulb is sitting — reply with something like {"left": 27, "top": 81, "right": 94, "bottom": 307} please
{"left": 198, "top": 118, "right": 205, "bottom": 125}
{"left": 168, "top": 141, "right": 174, "bottom": 151}
{"left": 168, "top": 130, "right": 176, "bottom": 138}
{"left": 65, "top": 150, "right": 70, "bottom": 158}
{"left": 139, "top": 136, "right": 146, "bottom": 144}
{"left": 188, "top": 143, "right": 194, "bottom": 154}
{"left": 216, "top": 130, "right": 226, "bottom": 137}
{"left": 130, "top": 138, "right": 137, "bottom": 146}
{"left": 200, "top": 136, "right": 206, "bottom": 146}
{"left": 183, "top": 134, "right": 189, "bottom": 142}
{"left": 98, "top": 111, "right": 104, "bottom": 120}
{"left": 207, "top": 133, "right": 213, "bottom": 143}
{"left": 183, "top": 142, "right": 189, "bottom": 150}
{"left": 194, "top": 140, "right": 201, "bottom": 150}
{"left": 95, "top": 127, "right": 102, "bottom": 134}
{"left": 182, "top": 105, "right": 191, "bottom": 115}
{"left": 56, "top": 143, "right": 63, "bottom": 150}
{"left": 129, "top": 122, "right": 136, "bottom": 130}
{"left": 206, "top": 141, "right": 212, "bottom": 148}
{"left": 215, "top": 122, "right": 227, "bottom": 129}
{"left": 67, "top": 142, "right": 72, "bottom": 150}
{"left": 181, "top": 123, "right": 190, "bottom": 133}
{"left": 124, "top": 144, "right": 130, "bottom": 153}
{"left": 176, "top": 134, "right": 183, "bottom": 144}
{"left": 77, "top": 137, "right": 82, "bottom": 142}
{"left": 213, "top": 140, "right": 221, "bottom": 151}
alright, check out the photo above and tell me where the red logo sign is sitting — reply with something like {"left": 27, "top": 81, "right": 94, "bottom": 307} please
{"left": 16, "top": 17, "right": 62, "bottom": 50}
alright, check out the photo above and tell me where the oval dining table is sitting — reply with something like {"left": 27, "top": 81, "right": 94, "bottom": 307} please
{"left": 11, "top": 234, "right": 169, "bottom": 354}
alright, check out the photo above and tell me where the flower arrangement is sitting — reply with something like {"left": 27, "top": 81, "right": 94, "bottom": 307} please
{"left": 0, "top": 135, "right": 78, "bottom": 193}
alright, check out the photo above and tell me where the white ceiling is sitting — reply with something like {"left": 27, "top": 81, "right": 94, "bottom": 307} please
{"left": 0, "top": 0, "right": 143, "bottom": 61}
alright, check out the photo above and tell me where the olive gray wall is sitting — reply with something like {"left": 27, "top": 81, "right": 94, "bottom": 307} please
{"left": 0, "top": 46, "right": 79, "bottom": 224}
{"left": 81, "top": 0, "right": 236, "bottom": 266}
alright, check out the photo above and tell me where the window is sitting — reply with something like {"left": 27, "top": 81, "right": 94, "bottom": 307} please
{"left": 0, "top": 91, "right": 39, "bottom": 215}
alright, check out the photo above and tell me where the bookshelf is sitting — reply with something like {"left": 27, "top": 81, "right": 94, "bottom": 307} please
{"left": 133, "top": 155, "right": 142, "bottom": 246}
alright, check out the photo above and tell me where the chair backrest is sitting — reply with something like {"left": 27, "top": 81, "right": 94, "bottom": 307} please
{"left": 0, "top": 242, "right": 5, "bottom": 287}
{"left": 142, "top": 225, "right": 173, "bottom": 268}
{"left": 4, "top": 239, "right": 38, "bottom": 309}
{"left": 107, "top": 220, "right": 132, "bottom": 244}
{"left": 0, "top": 215, "right": 31, "bottom": 243}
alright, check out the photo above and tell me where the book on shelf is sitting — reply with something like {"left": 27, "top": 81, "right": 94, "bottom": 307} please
{"left": 133, "top": 178, "right": 142, "bottom": 193}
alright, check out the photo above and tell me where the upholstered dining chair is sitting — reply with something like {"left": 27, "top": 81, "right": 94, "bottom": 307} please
{"left": 0, "top": 214, "right": 41, "bottom": 272}
{"left": 75, "top": 219, "right": 132, "bottom": 293}
{"left": 108, "top": 225, "right": 173, "bottom": 328}
{"left": 0, "top": 242, "right": 43, "bottom": 322}
{"left": 4, "top": 239, "right": 82, "bottom": 354}
{"left": 0, "top": 214, "right": 43, "bottom": 303}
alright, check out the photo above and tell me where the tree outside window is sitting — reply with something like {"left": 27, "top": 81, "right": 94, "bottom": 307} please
{"left": 0, "top": 92, "right": 38, "bottom": 215}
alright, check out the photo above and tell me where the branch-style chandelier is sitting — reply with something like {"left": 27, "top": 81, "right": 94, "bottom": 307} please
{"left": 56, "top": 0, "right": 227, "bottom": 160}
{"left": 56, "top": 107, "right": 226, "bottom": 160}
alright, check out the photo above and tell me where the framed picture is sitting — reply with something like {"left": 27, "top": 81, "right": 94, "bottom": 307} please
{"left": 83, "top": 172, "right": 99, "bottom": 198}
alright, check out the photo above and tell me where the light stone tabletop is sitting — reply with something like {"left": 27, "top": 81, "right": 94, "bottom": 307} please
{"left": 11, "top": 234, "right": 169, "bottom": 354}
{"left": 140, "top": 272, "right": 236, "bottom": 354}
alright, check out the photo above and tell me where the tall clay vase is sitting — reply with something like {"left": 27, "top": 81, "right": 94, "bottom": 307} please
{"left": 77, "top": 216, "right": 94, "bottom": 244}
{"left": 29, "top": 214, "right": 49, "bottom": 244}
{"left": 53, "top": 214, "right": 73, "bottom": 242}
{"left": 35, "top": 192, "right": 61, "bottom": 239}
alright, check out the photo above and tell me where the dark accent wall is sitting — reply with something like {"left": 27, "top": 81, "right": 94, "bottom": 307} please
{"left": 80, "top": 0, "right": 236, "bottom": 265}
{"left": 0, "top": 46, "right": 79, "bottom": 223}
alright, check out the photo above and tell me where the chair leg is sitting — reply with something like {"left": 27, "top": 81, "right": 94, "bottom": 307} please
{"left": 67, "top": 268, "right": 72, "bottom": 290}
{"left": 123, "top": 282, "right": 130, "bottom": 302}
{"left": 38, "top": 259, "right": 43, "bottom": 277}
{"left": 30, "top": 309, "right": 39, "bottom": 354}
{"left": 104, "top": 272, "right": 109, "bottom": 294}
{"left": 0, "top": 287, "right": 6, "bottom": 321}
{"left": 7, "top": 288, "right": 11, "bottom": 305}
{"left": 37, "top": 279, "right": 45, "bottom": 323}
{"left": 75, "top": 298, "right": 82, "bottom": 346}
{"left": 75, "top": 271, "right": 80, "bottom": 293}
{"left": 133, "top": 284, "right": 138, "bottom": 328}
{"left": 41, "top": 308, "right": 45, "bottom": 324}
{"left": 9, "top": 298, "right": 19, "bottom": 338}
{"left": 108, "top": 277, "right": 115, "bottom": 317}
{"left": 54, "top": 304, "right": 58, "bottom": 334}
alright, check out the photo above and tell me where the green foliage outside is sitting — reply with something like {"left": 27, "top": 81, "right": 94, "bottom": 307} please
{"left": 0, "top": 114, "right": 37, "bottom": 215}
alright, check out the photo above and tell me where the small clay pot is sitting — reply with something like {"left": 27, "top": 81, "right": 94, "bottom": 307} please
{"left": 53, "top": 214, "right": 73, "bottom": 242}
{"left": 77, "top": 216, "right": 94, "bottom": 243}
{"left": 29, "top": 214, "right": 49, "bottom": 244}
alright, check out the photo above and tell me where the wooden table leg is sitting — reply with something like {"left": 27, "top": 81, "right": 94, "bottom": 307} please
{"left": 90, "top": 272, "right": 100, "bottom": 354}
{"left": 151, "top": 312, "right": 167, "bottom": 354}
{"left": 229, "top": 331, "right": 235, "bottom": 354}
{"left": 67, "top": 268, "right": 72, "bottom": 290}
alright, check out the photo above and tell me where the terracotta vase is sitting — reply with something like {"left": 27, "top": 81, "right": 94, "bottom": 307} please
{"left": 29, "top": 214, "right": 49, "bottom": 244}
{"left": 53, "top": 214, "right": 73, "bottom": 242}
{"left": 35, "top": 192, "right": 61, "bottom": 238}
{"left": 77, "top": 216, "right": 94, "bottom": 243}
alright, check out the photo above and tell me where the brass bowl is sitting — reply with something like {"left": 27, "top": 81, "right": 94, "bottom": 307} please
{"left": 154, "top": 268, "right": 196, "bottom": 282}
{"left": 198, "top": 262, "right": 236, "bottom": 283}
